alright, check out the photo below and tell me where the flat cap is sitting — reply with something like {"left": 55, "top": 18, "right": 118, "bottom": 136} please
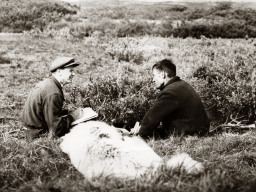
{"left": 50, "top": 57, "right": 80, "bottom": 72}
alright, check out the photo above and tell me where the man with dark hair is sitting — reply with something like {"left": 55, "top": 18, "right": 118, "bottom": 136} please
{"left": 20, "top": 57, "right": 82, "bottom": 141}
{"left": 130, "top": 59, "right": 209, "bottom": 138}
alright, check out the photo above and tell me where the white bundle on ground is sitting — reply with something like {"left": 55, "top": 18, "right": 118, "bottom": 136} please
{"left": 60, "top": 121, "right": 204, "bottom": 180}
{"left": 166, "top": 152, "right": 204, "bottom": 174}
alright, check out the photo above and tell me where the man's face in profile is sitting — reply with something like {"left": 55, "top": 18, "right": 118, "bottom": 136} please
{"left": 59, "top": 67, "right": 75, "bottom": 84}
{"left": 152, "top": 68, "right": 165, "bottom": 89}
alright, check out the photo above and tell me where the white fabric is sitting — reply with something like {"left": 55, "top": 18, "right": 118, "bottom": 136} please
{"left": 60, "top": 121, "right": 204, "bottom": 180}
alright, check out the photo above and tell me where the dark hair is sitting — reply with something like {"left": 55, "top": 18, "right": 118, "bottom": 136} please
{"left": 152, "top": 59, "right": 176, "bottom": 77}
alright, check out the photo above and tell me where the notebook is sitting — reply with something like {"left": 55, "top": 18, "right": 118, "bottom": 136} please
{"left": 71, "top": 107, "right": 98, "bottom": 126}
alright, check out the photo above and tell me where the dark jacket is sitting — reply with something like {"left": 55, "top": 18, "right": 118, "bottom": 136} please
{"left": 139, "top": 76, "right": 209, "bottom": 138}
{"left": 20, "top": 76, "right": 73, "bottom": 137}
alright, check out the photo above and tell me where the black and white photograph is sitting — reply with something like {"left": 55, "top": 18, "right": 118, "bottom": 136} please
{"left": 0, "top": 0, "right": 256, "bottom": 191}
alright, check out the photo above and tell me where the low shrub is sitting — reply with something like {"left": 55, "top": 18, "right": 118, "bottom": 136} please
{"left": 191, "top": 45, "right": 256, "bottom": 123}
{"left": 165, "top": 5, "right": 188, "bottom": 12}
{"left": 64, "top": 75, "right": 156, "bottom": 128}
{"left": 61, "top": 38, "right": 256, "bottom": 127}
{"left": 105, "top": 38, "right": 145, "bottom": 64}
{"left": 0, "top": 56, "right": 11, "bottom": 64}
{"left": 171, "top": 21, "right": 256, "bottom": 39}
{"left": 0, "top": 0, "right": 78, "bottom": 32}
{"left": 114, "top": 20, "right": 154, "bottom": 37}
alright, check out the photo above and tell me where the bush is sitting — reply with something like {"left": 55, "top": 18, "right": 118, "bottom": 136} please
{"left": 166, "top": 5, "right": 188, "bottom": 12}
{"left": 170, "top": 21, "right": 256, "bottom": 38}
{"left": 213, "top": 2, "right": 233, "bottom": 11}
{"left": 60, "top": 37, "right": 256, "bottom": 126}
{"left": 64, "top": 76, "right": 156, "bottom": 128}
{"left": 114, "top": 20, "right": 154, "bottom": 37}
{"left": 0, "top": 56, "right": 11, "bottom": 64}
{"left": 187, "top": 9, "right": 206, "bottom": 20}
{"left": 0, "top": 0, "right": 78, "bottom": 32}
{"left": 105, "top": 38, "right": 145, "bottom": 64}
{"left": 67, "top": 60, "right": 255, "bottom": 126}
{"left": 191, "top": 44, "right": 256, "bottom": 123}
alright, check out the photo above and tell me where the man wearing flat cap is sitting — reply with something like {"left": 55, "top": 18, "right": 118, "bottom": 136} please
{"left": 21, "top": 57, "right": 81, "bottom": 141}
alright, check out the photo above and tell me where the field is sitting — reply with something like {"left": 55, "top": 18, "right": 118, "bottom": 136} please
{"left": 1, "top": 0, "right": 256, "bottom": 191}
{"left": 0, "top": 34, "right": 256, "bottom": 191}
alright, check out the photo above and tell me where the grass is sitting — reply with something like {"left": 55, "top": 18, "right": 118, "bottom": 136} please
{"left": 2, "top": 0, "right": 256, "bottom": 38}
{"left": 1, "top": 127, "right": 255, "bottom": 191}
{"left": 0, "top": 35, "right": 256, "bottom": 191}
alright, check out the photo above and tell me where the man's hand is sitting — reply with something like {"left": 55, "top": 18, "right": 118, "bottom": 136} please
{"left": 130, "top": 122, "right": 140, "bottom": 135}
{"left": 69, "top": 108, "right": 83, "bottom": 121}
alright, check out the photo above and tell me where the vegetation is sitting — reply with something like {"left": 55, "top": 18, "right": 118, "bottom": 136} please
{"left": 1, "top": 128, "right": 256, "bottom": 192}
{"left": 62, "top": 37, "right": 256, "bottom": 127}
{"left": 1, "top": 0, "right": 256, "bottom": 191}
{"left": 0, "top": 0, "right": 78, "bottom": 32}
{"left": 1, "top": 34, "right": 256, "bottom": 191}
{"left": 1, "top": 0, "right": 256, "bottom": 37}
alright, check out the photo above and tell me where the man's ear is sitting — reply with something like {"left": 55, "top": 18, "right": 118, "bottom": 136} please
{"left": 162, "top": 71, "right": 167, "bottom": 79}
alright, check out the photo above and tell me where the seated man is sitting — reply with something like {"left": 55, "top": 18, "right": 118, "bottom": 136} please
{"left": 130, "top": 59, "right": 209, "bottom": 139}
{"left": 20, "top": 57, "right": 81, "bottom": 141}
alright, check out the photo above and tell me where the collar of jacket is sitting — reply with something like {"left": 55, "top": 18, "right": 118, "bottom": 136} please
{"left": 51, "top": 76, "right": 64, "bottom": 97}
{"left": 159, "top": 76, "right": 181, "bottom": 91}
